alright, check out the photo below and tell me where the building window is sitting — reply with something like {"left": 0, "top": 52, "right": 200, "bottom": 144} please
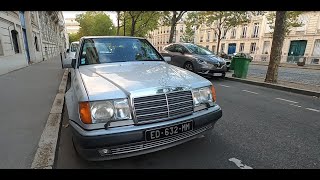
{"left": 212, "top": 45, "right": 216, "bottom": 53}
{"left": 34, "top": 36, "right": 39, "bottom": 51}
{"left": 11, "top": 30, "right": 20, "bottom": 53}
{"left": 252, "top": 23, "right": 259, "bottom": 38}
{"left": 0, "top": 38, "right": 4, "bottom": 56}
{"left": 241, "top": 25, "right": 247, "bottom": 38}
{"left": 239, "top": 43, "right": 244, "bottom": 52}
{"left": 207, "top": 31, "right": 210, "bottom": 42}
{"left": 231, "top": 28, "right": 236, "bottom": 39}
{"left": 200, "top": 36, "right": 203, "bottom": 43}
{"left": 250, "top": 43, "right": 256, "bottom": 54}
{"left": 221, "top": 43, "right": 225, "bottom": 52}
{"left": 180, "top": 26, "right": 183, "bottom": 33}
{"left": 262, "top": 41, "right": 270, "bottom": 54}
{"left": 206, "top": 45, "right": 209, "bottom": 49}
{"left": 222, "top": 29, "right": 226, "bottom": 39}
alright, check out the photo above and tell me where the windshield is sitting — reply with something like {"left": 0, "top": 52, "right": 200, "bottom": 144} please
{"left": 79, "top": 38, "right": 163, "bottom": 65}
{"left": 184, "top": 44, "right": 214, "bottom": 55}
{"left": 70, "top": 43, "right": 79, "bottom": 52}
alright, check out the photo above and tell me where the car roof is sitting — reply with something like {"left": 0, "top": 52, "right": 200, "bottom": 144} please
{"left": 80, "top": 36, "right": 145, "bottom": 40}
{"left": 71, "top": 41, "right": 79, "bottom": 44}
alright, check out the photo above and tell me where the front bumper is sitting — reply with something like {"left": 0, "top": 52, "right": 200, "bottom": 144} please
{"left": 71, "top": 105, "right": 222, "bottom": 161}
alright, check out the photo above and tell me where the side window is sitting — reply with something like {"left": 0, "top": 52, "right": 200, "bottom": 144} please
{"left": 175, "top": 45, "right": 187, "bottom": 54}
{"left": 164, "top": 45, "right": 175, "bottom": 52}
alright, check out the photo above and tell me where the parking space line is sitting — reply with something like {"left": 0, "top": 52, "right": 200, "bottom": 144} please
{"left": 275, "top": 98, "right": 298, "bottom": 104}
{"left": 220, "top": 84, "right": 230, "bottom": 88}
{"left": 305, "top": 108, "right": 320, "bottom": 112}
{"left": 229, "top": 158, "right": 253, "bottom": 169}
{"left": 242, "top": 90, "right": 259, "bottom": 94}
{"left": 289, "top": 104, "right": 302, "bottom": 108}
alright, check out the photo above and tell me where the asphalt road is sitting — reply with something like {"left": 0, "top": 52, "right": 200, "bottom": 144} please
{"left": 56, "top": 78, "right": 320, "bottom": 169}
{"left": 248, "top": 64, "right": 320, "bottom": 86}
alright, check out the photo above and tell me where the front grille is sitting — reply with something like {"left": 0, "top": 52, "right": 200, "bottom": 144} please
{"left": 110, "top": 123, "right": 213, "bottom": 155}
{"left": 133, "top": 91, "right": 193, "bottom": 123}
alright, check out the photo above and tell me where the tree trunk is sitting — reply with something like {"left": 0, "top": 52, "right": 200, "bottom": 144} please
{"left": 116, "top": 11, "right": 120, "bottom": 35}
{"left": 123, "top": 11, "right": 126, "bottom": 36}
{"left": 169, "top": 11, "right": 177, "bottom": 43}
{"left": 216, "top": 29, "right": 221, "bottom": 55}
{"left": 265, "top": 11, "right": 287, "bottom": 83}
{"left": 130, "top": 18, "right": 135, "bottom": 36}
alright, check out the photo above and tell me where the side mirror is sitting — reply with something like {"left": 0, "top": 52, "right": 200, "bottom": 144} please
{"left": 71, "top": 58, "right": 76, "bottom": 68}
{"left": 66, "top": 49, "right": 70, "bottom": 53}
{"left": 163, "top": 56, "right": 171, "bottom": 62}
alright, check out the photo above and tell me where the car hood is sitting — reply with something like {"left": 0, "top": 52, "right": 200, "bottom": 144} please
{"left": 79, "top": 61, "right": 211, "bottom": 101}
{"left": 193, "top": 54, "right": 226, "bottom": 64}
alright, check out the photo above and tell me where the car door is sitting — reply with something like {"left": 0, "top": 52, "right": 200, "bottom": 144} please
{"left": 173, "top": 45, "right": 189, "bottom": 67}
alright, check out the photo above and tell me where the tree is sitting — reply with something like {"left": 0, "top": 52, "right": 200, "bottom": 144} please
{"left": 266, "top": 11, "right": 304, "bottom": 35}
{"left": 180, "top": 13, "right": 197, "bottom": 43}
{"left": 198, "top": 11, "right": 249, "bottom": 54}
{"left": 265, "top": 11, "right": 287, "bottom": 83}
{"left": 161, "top": 11, "right": 187, "bottom": 43}
{"left": 76, "top": 11, "right": 116, "bottom": 37}
{"left": 116, "top": 11, "right": 121, "bottom": 35}
{"left": 68, "top": 33, "right": 80, "bottom": 43}
{"left": 119, "top": 11, "right": 161, "bottom": 37}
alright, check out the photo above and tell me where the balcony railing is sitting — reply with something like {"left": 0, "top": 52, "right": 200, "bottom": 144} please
{"left": 251, "top": 34, "right": 258, "bottom": 38}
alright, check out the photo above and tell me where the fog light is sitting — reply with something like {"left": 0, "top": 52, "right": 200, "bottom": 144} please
{"left": 99, "top": 148, "right": 111, "bottom": 156}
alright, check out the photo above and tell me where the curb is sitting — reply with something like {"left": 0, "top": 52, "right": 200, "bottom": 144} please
{"left": 224, "top": 76, "right": 320, "bottom": 98}
{"left": 31, "top": 68, "right": 69, "bottom": 169}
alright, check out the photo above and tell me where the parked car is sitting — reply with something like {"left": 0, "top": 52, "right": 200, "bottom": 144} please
{"left": 217, "top": 52, "right": 231, "bottom": 71}
{"left": 161, "top": 43, "right": 228, "bottom": 78}
{"left": 62, "top": 41, "right": 79, "bottom": 68}
{"left": 63, "top": 36, "right": 223, "bottom": 161}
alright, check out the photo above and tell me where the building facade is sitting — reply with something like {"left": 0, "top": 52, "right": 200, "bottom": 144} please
{"left": 147, "top": 21, "right": 186, "bottom": 51}
{"left": 0, "top": 11, "right": 67, "bottom": 75}
{"left": 196, "top": 11, "right": 320, "bottom": 65}
{"left": 65, "top": 17, "right": 80, "bottom": 34}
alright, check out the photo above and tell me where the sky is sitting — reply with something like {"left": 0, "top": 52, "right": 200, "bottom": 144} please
{"left": 62, "top": 11, "right": 117, "bottom": 25}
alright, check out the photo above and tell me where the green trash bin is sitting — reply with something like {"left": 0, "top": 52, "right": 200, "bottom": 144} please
{"left": 230, "top": 58, "right": 235, "bottom": 70}
{"left": 233, "top": 53, "right": 252, "bottom": 78}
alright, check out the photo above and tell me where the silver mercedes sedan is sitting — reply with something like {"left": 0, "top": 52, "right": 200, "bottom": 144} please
{"left": 64, "top": 36, "right": 223, "bottom": 161}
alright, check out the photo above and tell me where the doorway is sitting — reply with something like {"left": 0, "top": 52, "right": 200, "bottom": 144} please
{"left": 228, "top": 43, "right": 236, "bottom": 55}
{"left": 287, "top": 40, "right": 307, "bottom": 63}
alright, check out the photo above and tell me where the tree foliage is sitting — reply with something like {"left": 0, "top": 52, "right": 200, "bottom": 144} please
{"left": 160, "top": 11, "right": 187, "bottom": 43}
{"left": 267, "top": 11, "right": 304, "bottom": 35}
{"left": 180, "top": 13, "right": 197, "bottom": 43}
{"left": 118, "top": 11, "right": 161, "bottom": 37}
{"left": 76, "top": 11, "right": 116, "bottom": 37}
{"left": 187, "top": 11, "right": 249, "bottom": 54}
{"left": 68, "top": 33, "right": 80, "bottom": 43}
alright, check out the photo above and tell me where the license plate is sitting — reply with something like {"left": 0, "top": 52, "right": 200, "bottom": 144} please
{"left": 145, "top": 121, "right": 193, "bottom": 141}
{"left": 213, "top": 73, "right": 223, "bottom": 76}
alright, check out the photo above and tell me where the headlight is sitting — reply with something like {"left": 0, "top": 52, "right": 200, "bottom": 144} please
{"left": 114, "top": 99, "right": 131, "bottom": 120}
{"left": 192, "top": 86, "right": 215, "bottom": 111}
{"left": 80, "top": 99, "right": 132, "bottom": 124}
{"left": 91, "top": 101, "right": 114, "bottom": 123}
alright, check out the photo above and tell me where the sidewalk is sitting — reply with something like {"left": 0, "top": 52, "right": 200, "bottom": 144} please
{"left": 0, "top": 56, "right": 64, "bottom": 168}
{"left": 250, "top": 61, "right": 320, "bottom": 70}
{"left": 225, "top": 72, "right": 320, "bottom": 96}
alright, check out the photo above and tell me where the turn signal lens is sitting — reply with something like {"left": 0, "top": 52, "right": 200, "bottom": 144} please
{"left": 211, "top": 85, "right": 216, "bottom": 102}
{"left": 79, "top": 102, "right": 92, "bottom": 124}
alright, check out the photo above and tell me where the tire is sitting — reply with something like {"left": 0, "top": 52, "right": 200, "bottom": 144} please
{"left": 183, "top": 62, "right": 194, "bottom": 72}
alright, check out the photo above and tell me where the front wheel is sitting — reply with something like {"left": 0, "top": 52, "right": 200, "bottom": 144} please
{"left": 184, "top": 62, "right": 194, "bottom": 72}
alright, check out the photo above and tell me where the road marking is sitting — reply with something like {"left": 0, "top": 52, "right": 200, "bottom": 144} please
{"left": 289, "top": 104, "right": 302, "bottom": 108}
{"left": 242, "top": 90, "right": 259, "bottom": 94}
{"left": 220, "top": 84, "right": 230, "bottom": 88}
{"left": 305, "top": 108, "right": 320, "bottom": 112}
{"left": 229, "top": 158, "right": 253, "bottom": 169}
{"left": 275, "top": 98, "right": 298, "bottom": 104}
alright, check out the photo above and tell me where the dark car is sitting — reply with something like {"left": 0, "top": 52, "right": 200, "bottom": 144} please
{"left": 161, "top": 43, "right": 227, "bottom": 78}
